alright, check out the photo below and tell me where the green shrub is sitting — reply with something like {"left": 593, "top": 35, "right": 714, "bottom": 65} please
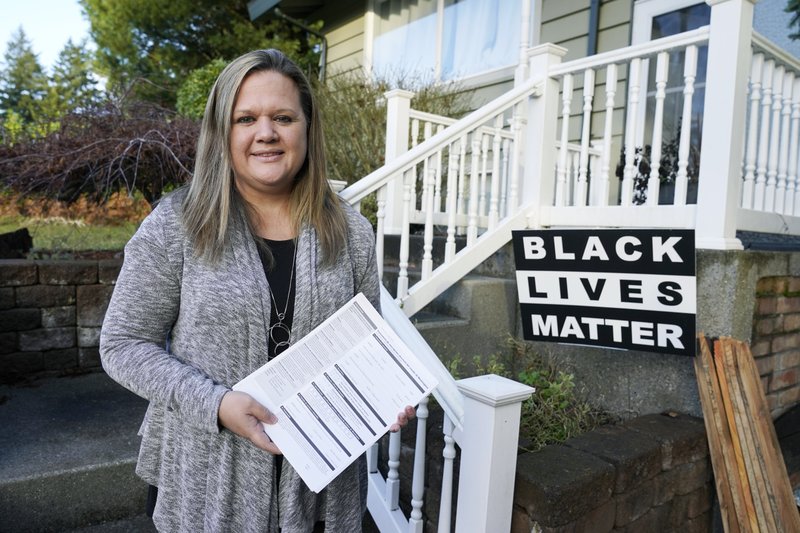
{"left": 451, "top": 338, "right": 613, "bottom": 452}
{"left": 176, "top": 59, "right": 229, "bottom": 119}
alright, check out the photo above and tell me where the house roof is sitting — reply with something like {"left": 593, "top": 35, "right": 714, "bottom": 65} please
{"left": 248, "top": 0, "right": 327, "bottom": 21}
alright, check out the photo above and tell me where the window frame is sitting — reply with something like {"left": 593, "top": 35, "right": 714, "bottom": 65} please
{"left": 363, "top": 0, "right": 539, "bottom": 87}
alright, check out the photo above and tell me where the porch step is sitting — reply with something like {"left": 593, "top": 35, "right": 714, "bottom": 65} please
{"left": 411, "top": 275, "right": 519, "bottom": 366}
{"left": 0, "top": 372, "right": 149, "bottom": 532}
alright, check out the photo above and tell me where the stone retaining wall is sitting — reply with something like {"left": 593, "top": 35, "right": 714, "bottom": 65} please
{"left": 387, "top": 410, "right": 711, "bottom": 533}
{"left": 0, "top": 259, "right": 121, "bottom": 382}
{"left": 512, "top": 413, "right": 711, "bottom": 533}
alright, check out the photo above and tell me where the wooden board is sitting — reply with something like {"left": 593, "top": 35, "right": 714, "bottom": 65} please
{"left": 719, "top": 340, "right": 773, "bottom": 532}
{"left": 734, "top": 341, "right": 800, "bottom": 531}
{"left": 695, "top": 336, "right": 745, "bottom": 533}
{"left": 695, "top": 334, "right": 800, "bottom": 532}
{"left": 710, "top": 337, "right": 760, "bottom": 532}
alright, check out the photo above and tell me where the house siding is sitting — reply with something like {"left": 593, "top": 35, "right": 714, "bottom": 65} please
{"left": 325, "top": 15, "right": 367, "bottom": 77}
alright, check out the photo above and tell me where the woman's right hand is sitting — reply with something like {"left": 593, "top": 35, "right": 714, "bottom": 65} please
{"left": 218, "top": 391, "right": 282, "bottom": 454}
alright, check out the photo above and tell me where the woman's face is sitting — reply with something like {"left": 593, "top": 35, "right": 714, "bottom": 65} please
{"left": 230, "top": 70, "right": 308, "bottom": 203}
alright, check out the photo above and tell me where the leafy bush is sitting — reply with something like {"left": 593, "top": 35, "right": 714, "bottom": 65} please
{"left": 315, "top": 74, "right": 472, "bottom": 185}
{"left": 0, "top": 102, "right": 196, "bottom": 204}
{"left": 449, "top": 338, "right": 613, "bottom": 452}
{"left": 0, "top": 73, "right": 471, "bottom": 230}
{"left": 176, "top": 59, "right": 228, "bottom": 120}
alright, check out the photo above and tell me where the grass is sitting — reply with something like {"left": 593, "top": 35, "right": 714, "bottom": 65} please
{"left": 0, "top": 215, "right": 137, "bottom": 257}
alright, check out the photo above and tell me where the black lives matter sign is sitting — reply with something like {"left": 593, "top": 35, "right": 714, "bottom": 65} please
{"left": 512, "top": 229, "right": 696, "bottom": 356}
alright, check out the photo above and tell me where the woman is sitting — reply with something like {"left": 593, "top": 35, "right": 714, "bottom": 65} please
{"left": 100, "top": 49, "right": 413, "bottom": 532}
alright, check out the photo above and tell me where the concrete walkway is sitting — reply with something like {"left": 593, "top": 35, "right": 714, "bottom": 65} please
{"left": 0, "top": 372, "right": 381, "bottom": 532}
{"left": 0, "top": 372, "right": 150, "bottom": 532}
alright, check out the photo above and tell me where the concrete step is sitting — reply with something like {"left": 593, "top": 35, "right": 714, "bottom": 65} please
{"left": 380, "top": 235, "right": 516, "bottom": 279}
{"left": 411, "top": 275, "right": 520, "bottom": 367}
{"left": 0, "top": 373, "right": 149, "bottom": 532}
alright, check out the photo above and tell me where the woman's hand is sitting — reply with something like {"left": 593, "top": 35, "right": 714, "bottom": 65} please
{"left": 389, "top": 405, "right": 416, "bottom": 433}
{"left": 218, "top": 391, "right": 282, "bottom": 454}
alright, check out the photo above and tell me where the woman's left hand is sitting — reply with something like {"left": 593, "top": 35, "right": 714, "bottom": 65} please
{"left": 389, "top": 405, "right": 416, "bottom": 432}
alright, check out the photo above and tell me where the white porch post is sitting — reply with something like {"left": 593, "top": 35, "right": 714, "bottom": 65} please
{"left": 383, "top": 89, "right": 415, "bottom": 235}
{"left": 695, "top": 0, "right": 754, "bottom": 250}
{"left": 521, "top": 44, "right": 566, "bottom": 227}
{"left": 453, "top": 375, "right": 534, "bottom": 533}
{"left": 513, "top": 0, "right": 532, "bottom": 86}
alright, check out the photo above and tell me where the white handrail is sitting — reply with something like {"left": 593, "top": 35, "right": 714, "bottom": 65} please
{"left": 549, "top": 26, "right": 710, "bottom": 76}
{"left": 339, "top": 75, "right": 544, "bottom": 205}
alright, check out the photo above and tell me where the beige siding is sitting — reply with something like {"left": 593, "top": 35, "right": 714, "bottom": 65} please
{"left": 540, "top": 0, "right": 632, "bottom": 58}
{"left": 306, "top": 0, "right": 367, "bottom": 78}
{"left": 325, "top": 15, "right": 366, "bottom": 76}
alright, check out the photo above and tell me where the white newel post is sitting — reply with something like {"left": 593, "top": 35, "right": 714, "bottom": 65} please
{"left": 521, "top": 44, "right": 566, "bottom": 226}
{"left": 383, "top": 89, "right": 415, "bottom": 235}
{"left": 695, "top": 0, "right": 754, "bottom": 249}
{"left": 454, "top": 375, "right": 535, "bottom": 533}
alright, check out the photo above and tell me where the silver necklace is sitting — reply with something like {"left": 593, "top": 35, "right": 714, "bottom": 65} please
{"left": 268, "top": 239, "right": 296, "bottom": 353}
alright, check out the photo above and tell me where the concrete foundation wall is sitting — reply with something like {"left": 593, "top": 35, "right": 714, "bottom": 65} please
{"left": 527, "top": 250, "right": 800, "bottom": 420}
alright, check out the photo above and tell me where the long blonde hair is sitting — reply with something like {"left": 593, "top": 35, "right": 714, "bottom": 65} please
{"left": 182, "top": 49, "right": 347, "bottom": 265}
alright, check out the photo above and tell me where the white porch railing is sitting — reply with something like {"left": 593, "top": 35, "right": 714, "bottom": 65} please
{"left": 339, "top": 0, "right": 800, "bottom": 530}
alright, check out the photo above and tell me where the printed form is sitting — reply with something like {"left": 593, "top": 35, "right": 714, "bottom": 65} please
{"left": 233, "top": 292, "right": 437, "bottom": 493}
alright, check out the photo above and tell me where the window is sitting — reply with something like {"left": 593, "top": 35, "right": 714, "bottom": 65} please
{"left": 632, "top": 0, "right": 710, "bottom": 184}
{"left": 371, "top": 0, "right": 523, "bottom": 83}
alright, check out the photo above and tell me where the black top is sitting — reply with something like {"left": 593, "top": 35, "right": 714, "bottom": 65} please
{"left": 258, "top": 238, "right": 296, "bottom": 360}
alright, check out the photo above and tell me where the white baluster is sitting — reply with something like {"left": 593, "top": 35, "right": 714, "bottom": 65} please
{"left": 422, "top": 164, "right": 435, "bottom": 280}
{"left": 421, "top": 122, "right": 433, "bottom": 213}
{"left": 488, "top": 115, "right": 503, "bottom": 229}
{"left": 500, "top": 137, "right": 511, "bottom": 218}
{"left": 621, "top": 58, "right": 642, "bottom": 206}
{"left": 647, "top": 52, "right": 669, "bottom": 206}
{"left": 776, "top": 70, "right": 794, "bottom": 214}
{"left": 790, "top": 78, "right": 800, "bottom": 216}
{"left": 755, "top": 59, "right": 775, "bottom": 209}
{"left": 375, "top": 185, "right": 386, "bottom": 282}
{"left": 437, "top": 415, "right": 456, "bottom": 533}
{"left": 445, "top": 141, "right": 459, "bottom": 263}
{"left": 457, "top": 135, "right": 468, "bottom": 234}
{"left": 478, "top": 133, "right": 489, "bottom": 218}
{"left": 408, "top": 396, "right": 429, "bottom": 533}
{"left": 555, "top": 74, "right": 573, "bottom": 206}
{"left": 368, "top": 442, "right": 379, "bottom": 473}
{"left": 410, "top": 118, "right": 421, "bottom": 149}
{"left": 597, "top": 63, "right": 617, "bottom": 207}
{"left": 742, "top": 53, "right": 764, "bottom": 209}
{"left": 508, "top": 102, "right": 522, "bottom": 212}
{"left": 434, "top": 125, "right": 444, "bottom": 213}
{"left": 766, "top": 65, "right": 786, "bottom": 212}
{"left": 410, "top": 120, "right": 421, "bottom": 212}
{"left": 397, "top": 169, "right": 413, "bottom": 300}
{"left": 570, "top": 150, "right": 580, "bottom": 204}
{"left": 576, "top": 68, "right": 595, "bottom": 207}
{"left": 467, "top": 133, "right": 481, "bottom": 244}
{"left": 386, "top": 431, "right": 401, "bottom": 511}
{"left": 674, "top": 45, "right": 698, "bottom": 206}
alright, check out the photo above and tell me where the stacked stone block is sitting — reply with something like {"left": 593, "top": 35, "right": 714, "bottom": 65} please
{"left": 752, "top": 276, "right": 800, "bottom": 416}
{"left": 0, "top": 259, "right": 120, "bottom": 382}
{"left": 512, "top": 413, "right": 712, "bottom": 533}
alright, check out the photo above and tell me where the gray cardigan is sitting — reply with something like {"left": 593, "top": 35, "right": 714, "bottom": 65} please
{"left": 100, "top": 191, "right": 380, "bottom": 532}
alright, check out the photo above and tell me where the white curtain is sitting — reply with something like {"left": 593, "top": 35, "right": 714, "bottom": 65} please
{"left": 441, "top": 0, "right": 521, "bottom": 80}
{"left": 373, "top": 0, "right": 438, "bottom": 81}
{"left": 372, "top": 0, "right": 522, "bottom": 83}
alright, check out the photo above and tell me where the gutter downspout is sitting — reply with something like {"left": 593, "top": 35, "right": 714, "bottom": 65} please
{"left": 273, "top": 7, "right": 328, "bottom": 82}
{"left": 587, "top": 0, "right": 600, "bottom": 56}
